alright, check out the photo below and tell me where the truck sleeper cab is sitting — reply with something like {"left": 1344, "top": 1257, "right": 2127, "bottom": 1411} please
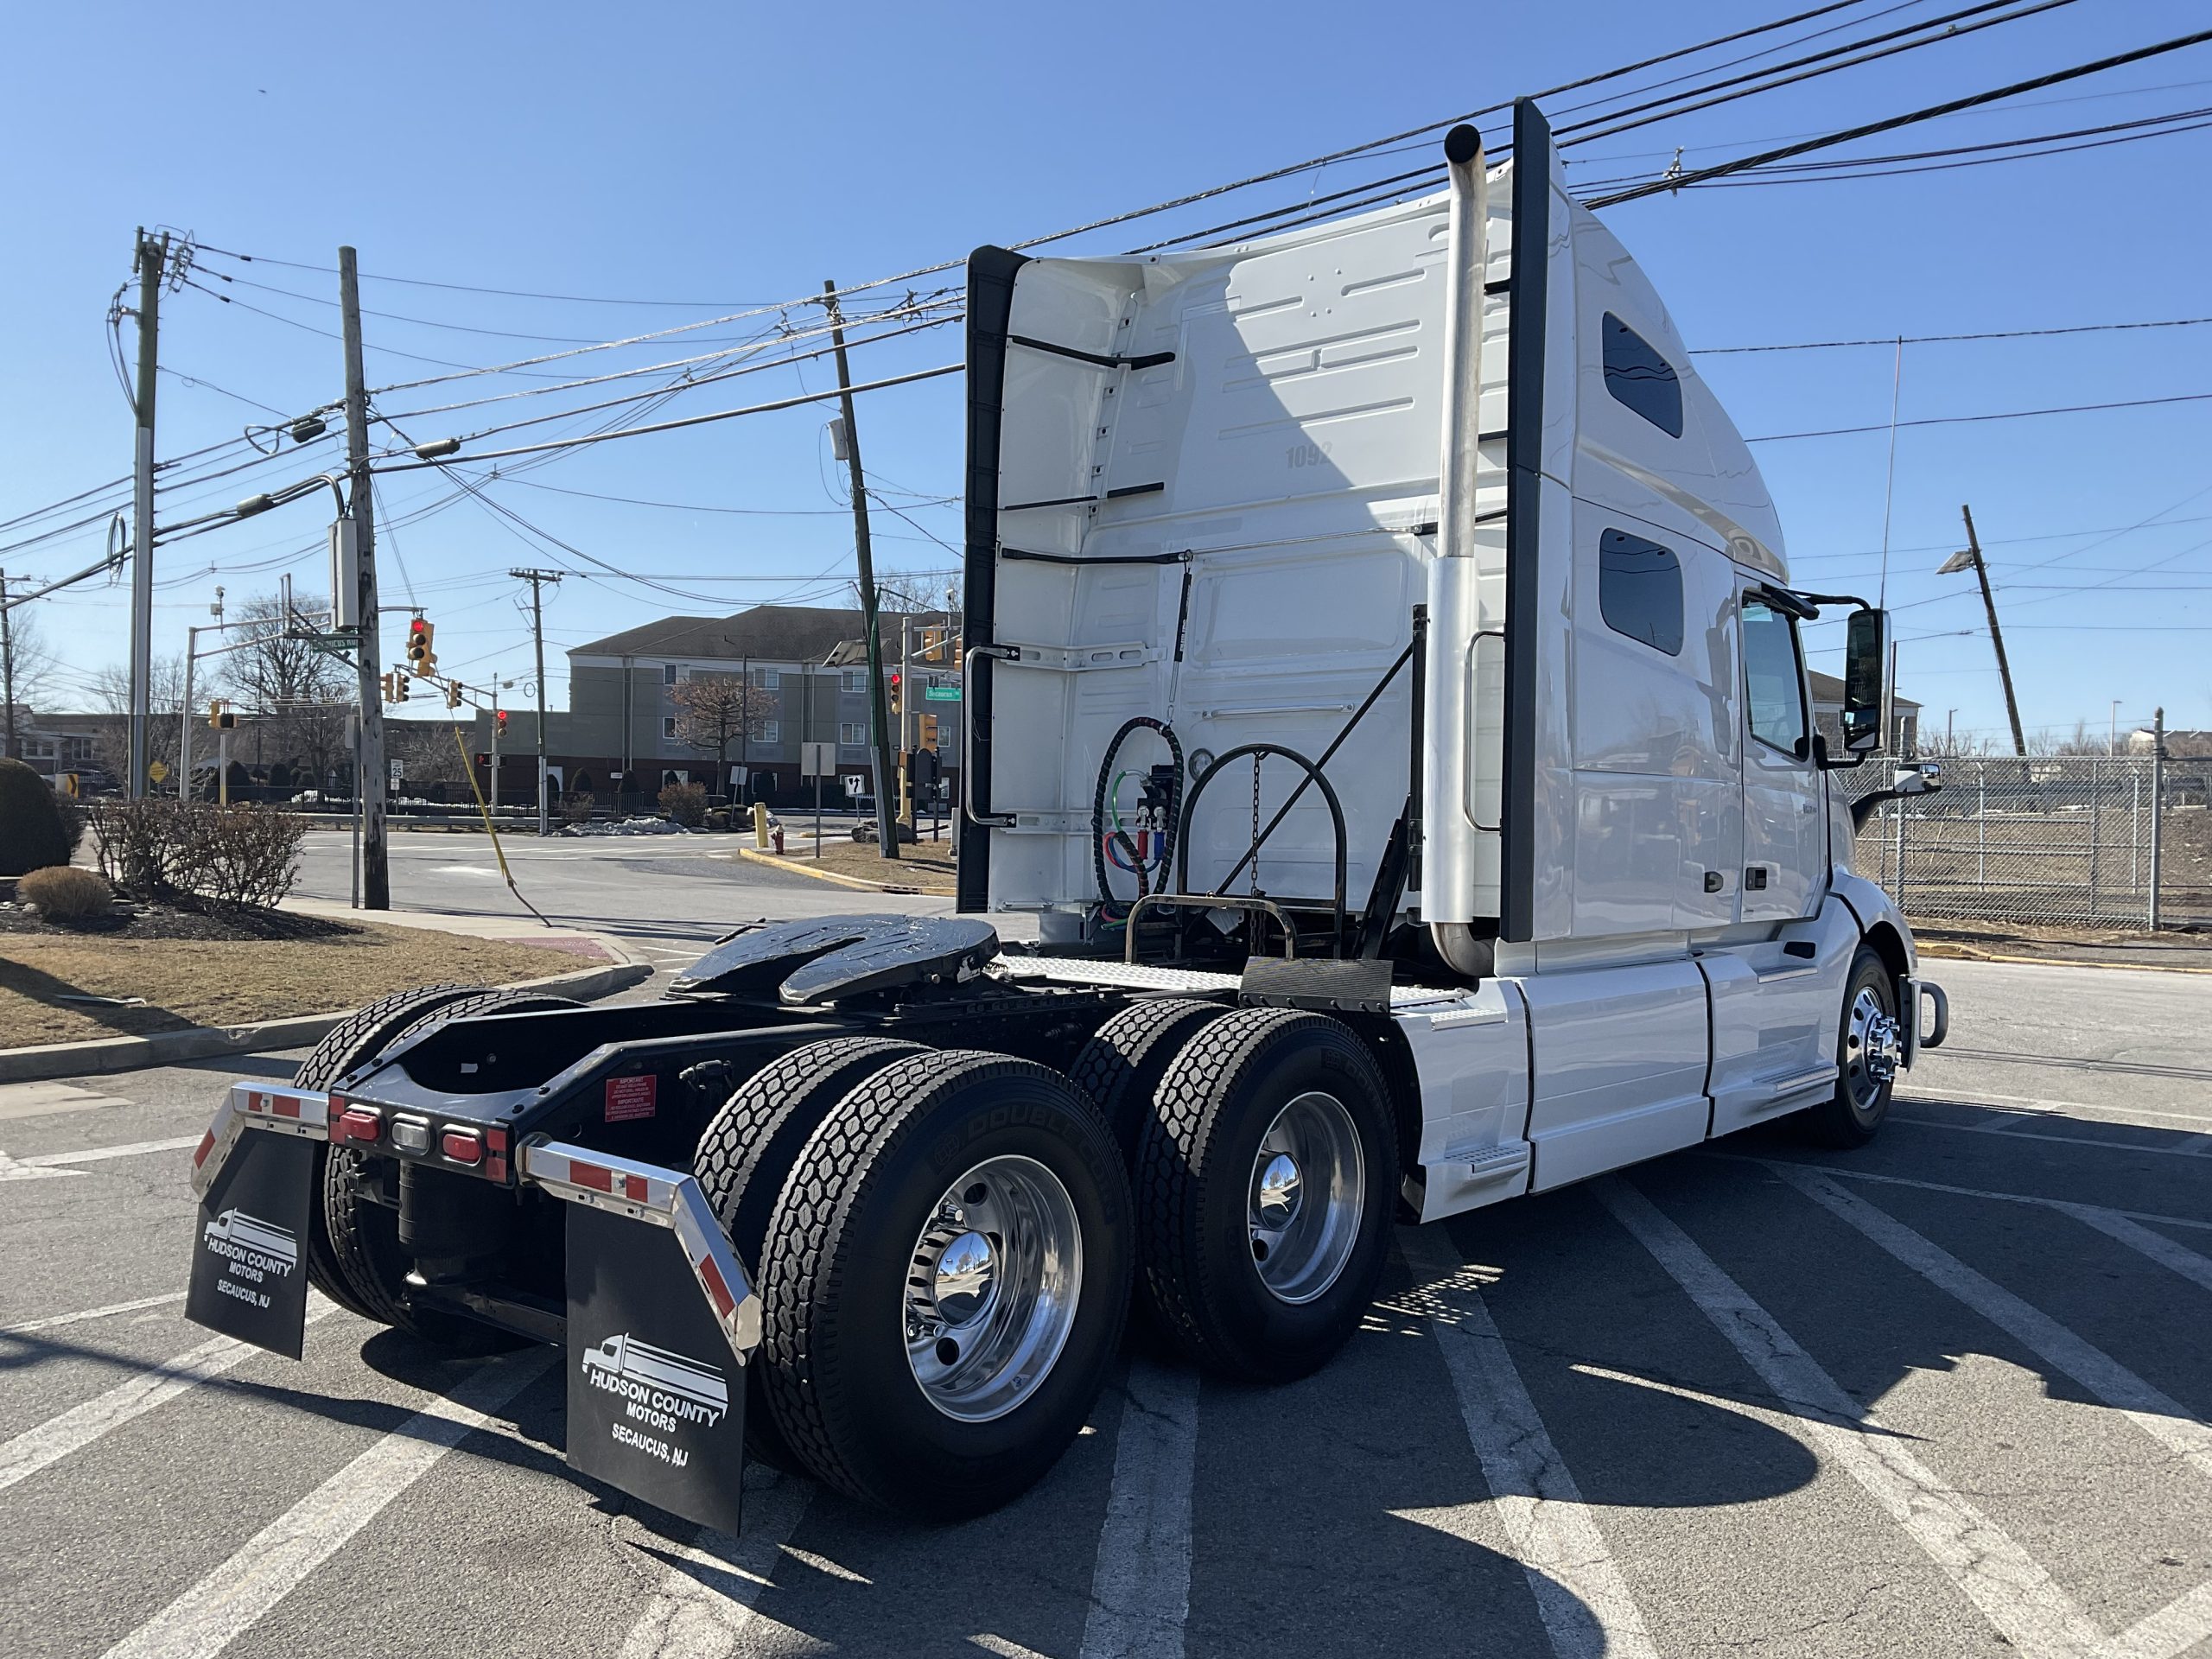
{"left": 185, "top": 101, "right": 1943, "bottom": 1535}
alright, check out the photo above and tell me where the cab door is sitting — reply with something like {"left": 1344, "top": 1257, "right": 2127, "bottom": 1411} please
{"left": 1738, "top": 588, "right": 1822, "bottom": 921}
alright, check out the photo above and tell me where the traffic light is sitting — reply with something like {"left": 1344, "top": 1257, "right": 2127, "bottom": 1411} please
{"left": 207, "top": 701, "right": 235, "bottom": 730}
{"left": 405, "top": 616, "right": 436, "bottom": 677}
{"left": 381, "top": 671, "right": 410, "bottom": 704}
{"left": 445, "top": 680, "right": 464, "bottom": 710}
{"left": 495, "top": 709, "right": 509, "bottom": 738}
{"left": 887, "top": 671, "right": 901, "bottom": 715}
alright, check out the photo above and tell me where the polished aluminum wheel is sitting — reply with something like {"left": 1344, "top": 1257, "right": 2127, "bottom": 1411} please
{"left": 1247, "top": 1090, "right": 1364, "bottom": 1306}
{"left": 903, "top": 1154, "right": 1083, "bottom": 1422}
{"left": 1843, "top": 984, "right": 1902, "bottom": 1111}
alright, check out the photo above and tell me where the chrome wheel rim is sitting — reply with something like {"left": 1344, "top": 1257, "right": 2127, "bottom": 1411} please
{"left": 1844, "top": 986, "right": 1902, "bottom": 1113}
{"left": 1248, "top": 1090, "right": 1364, "bottom": 1305}
{"left": 903, "top": 1154, "right": 1082, "bottom": 1422}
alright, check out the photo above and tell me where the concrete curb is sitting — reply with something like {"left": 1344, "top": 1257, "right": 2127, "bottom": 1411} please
{"left": 1916, "top": 942, "right": 2212, "bottom": 974}
{"left": 0, "top": 950, "right": 653, "bottom": 1086}
{"left": 730, "top": 844, "right": 954, "bottom": 897}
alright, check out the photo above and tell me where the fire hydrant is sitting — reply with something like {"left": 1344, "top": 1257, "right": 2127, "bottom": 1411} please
{"left": 772, "top": 820, "right": 785, "bottom": 855}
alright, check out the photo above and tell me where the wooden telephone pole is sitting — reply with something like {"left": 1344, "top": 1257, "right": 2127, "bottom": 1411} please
{"left": 1958, "top": 505, "right": 2027, "bottom": 758}
{"left": 822, "top": 279, "right": 900, "bottom": 862}
{"left": 339, "top": 246, "right": 391, "bottom": 906}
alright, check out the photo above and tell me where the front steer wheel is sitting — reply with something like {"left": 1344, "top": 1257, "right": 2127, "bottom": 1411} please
{"left": 1800, "top": 946, "right": 1900, "bottom": 1149}
{"left": 754, "top": 1050, "right": 1133, "bottom": 1519}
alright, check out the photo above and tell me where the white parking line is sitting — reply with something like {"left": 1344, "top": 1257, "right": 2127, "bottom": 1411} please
{"left": 0, "top": 1135, "right": 209, "bottom": 1180}
{"left": 0, "top": 1299, "right": 339, "bottom": 1493}
{"left": 1700, "top": 1153, "right": 2212, "bottom": 1235}
{"left": 613, "top": 1473, "right": 812, "bottom": 1659}
{"left": 1891, "top": 1116, "right": 2212, "bottom": 1160}
{"left": 2054, "top": 1205, "right": 2212, "bottom": 1296}
{"left": 1596, "top": 1176, "right": 2113, "bottom": 1658}
{"left": 1771, "top": 1166, "right": 2212, "bottom": 1486}
{"left": 3, "top": 1292, "right": 186, "bottom": 1335}
{"left": 100, "top": 1349, "right": 552, "bottom": 1659}
{"left": 1399, "top": 1228, "right": 1658, "bottom": 1659}
{"left": 1079, "top": 1357, "right": 1199, "bottom": 1659}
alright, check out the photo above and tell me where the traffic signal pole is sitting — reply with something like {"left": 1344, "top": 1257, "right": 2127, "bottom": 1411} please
{"left": 339, "top": 246, "right": 391, "bottom": 908}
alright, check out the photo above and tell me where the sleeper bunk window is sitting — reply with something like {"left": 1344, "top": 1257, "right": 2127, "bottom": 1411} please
{"left": 1602, "top": 314, "right": 1683, "bottom": 438}
{"left": 1599, "top": 529, "right": 1683, "bottom": 656}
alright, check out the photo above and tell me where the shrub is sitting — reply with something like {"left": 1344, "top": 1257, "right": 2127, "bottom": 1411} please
{"left": 658, "top": 782, "right": 707, "bottom": 828}
{"left": 18, "top": 864, "right": 113, "bottom": 923}
{"left": 561, "top": 791, "right": 596, "bottom": 827}
{"left": 0, "top": 756, "right": 70, "bottom": 876}
{"left": 88, "top": 798, "right": 308, "bottom": 908}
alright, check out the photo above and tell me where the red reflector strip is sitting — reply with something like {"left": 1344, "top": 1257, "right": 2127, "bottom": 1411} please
{"left": 274, "top": 1096, "right": 302, "bottom": 1120}
{"left": 698, "top": 1255, "right": 737, "bottom": 1319}
{"left": 622, "top": 1173, "right": 648, "bottom": 1203}
{"left": 572, "top": 1162, "right": 613, "bottom": 1193}
{"left": 441, "top": 1130, "right": 482, "bottom": 1165}
{"left": 483, "top": 1127, "right": 509, "bottom": 1154}
{"left": 194, "top": 1131, "right": 214, "bottom": 1168}
{"left": 486, "top": 1155, "right": 509, "bottom": 1184}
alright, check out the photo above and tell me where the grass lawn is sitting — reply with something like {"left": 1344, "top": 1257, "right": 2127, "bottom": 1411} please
{"left": 780, "top": 836, "right": 958, "bottom": 894}
{"left": 0, "top": 924, "right": 594, "bottom": 1049}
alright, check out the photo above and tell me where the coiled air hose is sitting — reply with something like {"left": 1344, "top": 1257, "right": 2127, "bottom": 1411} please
{"left": 1091, "top": 716, "right": 1183, "bottom": 917}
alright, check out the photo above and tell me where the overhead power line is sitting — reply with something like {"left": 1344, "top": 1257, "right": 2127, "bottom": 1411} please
{"left": 1748, "top": 389, "right": 2212, "bottom": 442}
{"left": 1694, "top": 315, "right": 2212, "bottom": 353}
{"left": 1588, "top": 23, "right": 2212, "bottom": 206}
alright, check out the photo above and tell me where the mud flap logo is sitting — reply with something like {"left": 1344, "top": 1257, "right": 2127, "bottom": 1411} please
{"left": 185, "top": 1133, "right": 315, "bottom": 1359}
{"left": 564, "top": 1205, "right": 746, "bottom": 1532}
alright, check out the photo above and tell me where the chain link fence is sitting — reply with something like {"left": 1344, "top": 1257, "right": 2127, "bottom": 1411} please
{"left": 1847, "top": 753, "right": 2212, "bottom": 928}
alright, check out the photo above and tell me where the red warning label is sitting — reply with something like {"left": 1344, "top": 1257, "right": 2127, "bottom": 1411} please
{"left": 605, "top": 1074, "right": 658, "bottom": 1123}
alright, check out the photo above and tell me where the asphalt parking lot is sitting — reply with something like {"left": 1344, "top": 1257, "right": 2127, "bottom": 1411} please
{"left": 3, "top": 932, "right": 2208, "bottom": 1657}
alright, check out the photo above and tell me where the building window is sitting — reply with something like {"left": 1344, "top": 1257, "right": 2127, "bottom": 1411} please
{"left": 842, "top": 670, "right": 864, "bottom": 694}
{"left": 1598, "top": 529, "right": 1682, "bottom": 656}
{"left": 1743, "top": 596, "right": 1808, "bottom": 759}
{"left": 1601, "top": 313, "right": 1682, "bottom": 438}
{"left": 662, "top": 664, "right": 678, "bottom": 685}
{"left": 663, "top": 716, "right": 677, "bottom": 738}
{"left": 753, "top": 668, "right": 779, "bottom": 690}
{"left": 839, "top": 722, "right": 864, "bottom": 747}
{"left": 751, "top": 720, "right": 779, "bottom": 744}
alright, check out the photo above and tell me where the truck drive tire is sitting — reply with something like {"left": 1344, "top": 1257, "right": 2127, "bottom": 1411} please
{"left": 1136, "top": 1007, "right": 1397, "bottom": 1383}
{"left": 293, "top": 982, "right": 477, "bottom": 1321}
{"left": 755, "top": 1050, "right": 1132, "bottom": 1519}
{"left": 1802, "top": 945, "right": 1903, "bottom": 1149}
{"left": 692, "top": 1035, "right": 924, "bottom": 1466}
{"left": 323, "top": 988, "right": 581, "bottom": 1346}
{"left": 1067, "top": 998, "right": 1229, "bottom": 1162}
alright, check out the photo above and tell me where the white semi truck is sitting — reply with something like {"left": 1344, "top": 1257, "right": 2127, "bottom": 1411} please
{"left": 186, "top": 101, "right": 1945, "bottom": 1531}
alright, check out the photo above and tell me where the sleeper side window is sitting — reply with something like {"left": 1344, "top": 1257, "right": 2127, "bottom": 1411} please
{"left": 1742, "top": 596, "right": 1808, "bottom": 759}
{"left": 1598, "top": 529, "right": 1683, "bottom": 656}
{"left": 1602, "top": 313, "right": 1683, "bottom": 438}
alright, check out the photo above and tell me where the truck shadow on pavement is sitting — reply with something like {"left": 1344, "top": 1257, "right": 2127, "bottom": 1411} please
{"left": 0, "top": 956, "right": 193, "bottom": 1039}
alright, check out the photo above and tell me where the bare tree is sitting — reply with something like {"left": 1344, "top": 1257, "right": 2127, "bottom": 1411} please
{"left": 221, "top": 592, "right": 353, "bottom": 788}
{"left": 88, "top": 655, "right": 187, "bottom": 785}
{"left": 669, "top": 672, "right": 766, "bottom": 797}
{"left": 3, "top": 601, "right": 59, "bottom": 757}
{"left": 385, "top": 719, "right": 471, "bottom": 791}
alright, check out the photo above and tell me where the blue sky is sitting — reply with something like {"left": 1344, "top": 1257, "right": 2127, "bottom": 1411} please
{"left": 3, "top": 0, "right": 2209, "bottom": 749}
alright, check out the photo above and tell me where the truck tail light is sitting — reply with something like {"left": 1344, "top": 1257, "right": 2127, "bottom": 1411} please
{"left": 441, "top": 1129, "right": 483, "bottom": 1166}
{"left": 334, "top": 1105, "right": 384, "bottom": 1146}
{"left": 391, "top": 1120, "right": 430, "bottom": 1154}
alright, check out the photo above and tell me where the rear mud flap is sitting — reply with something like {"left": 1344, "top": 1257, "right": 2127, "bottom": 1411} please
{"left": 186, "top": 1086, "right": 329, "bottom": 1360}
{"left": 186, "top": 1086, "right": 763, "bottom": 1534}
{"left": 524, "top": 1141, "right": 762, "bottom": 1535}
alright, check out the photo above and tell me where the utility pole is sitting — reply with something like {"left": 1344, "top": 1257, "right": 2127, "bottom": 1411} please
{"left": 512, "top": 569, "right": 563, "bottom": 836}
{"left": 339, "top": 246, "right": 391, "bottom": 907}
{"left": 822, "top": 279, "right": 899, "bottom": 861}
{"left": 127, "top": 229, "right": 169, "bottom": 798}
{"left": 1958, "top": 505, "right": 2027, "bottom": 758}
{"left": 0, "top": 570, "right": 16, "bottom": 761}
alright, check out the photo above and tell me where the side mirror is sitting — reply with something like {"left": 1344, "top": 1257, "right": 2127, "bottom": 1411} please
{"left": 1840, "top": 607, "right": 1889, "bottom": 754}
